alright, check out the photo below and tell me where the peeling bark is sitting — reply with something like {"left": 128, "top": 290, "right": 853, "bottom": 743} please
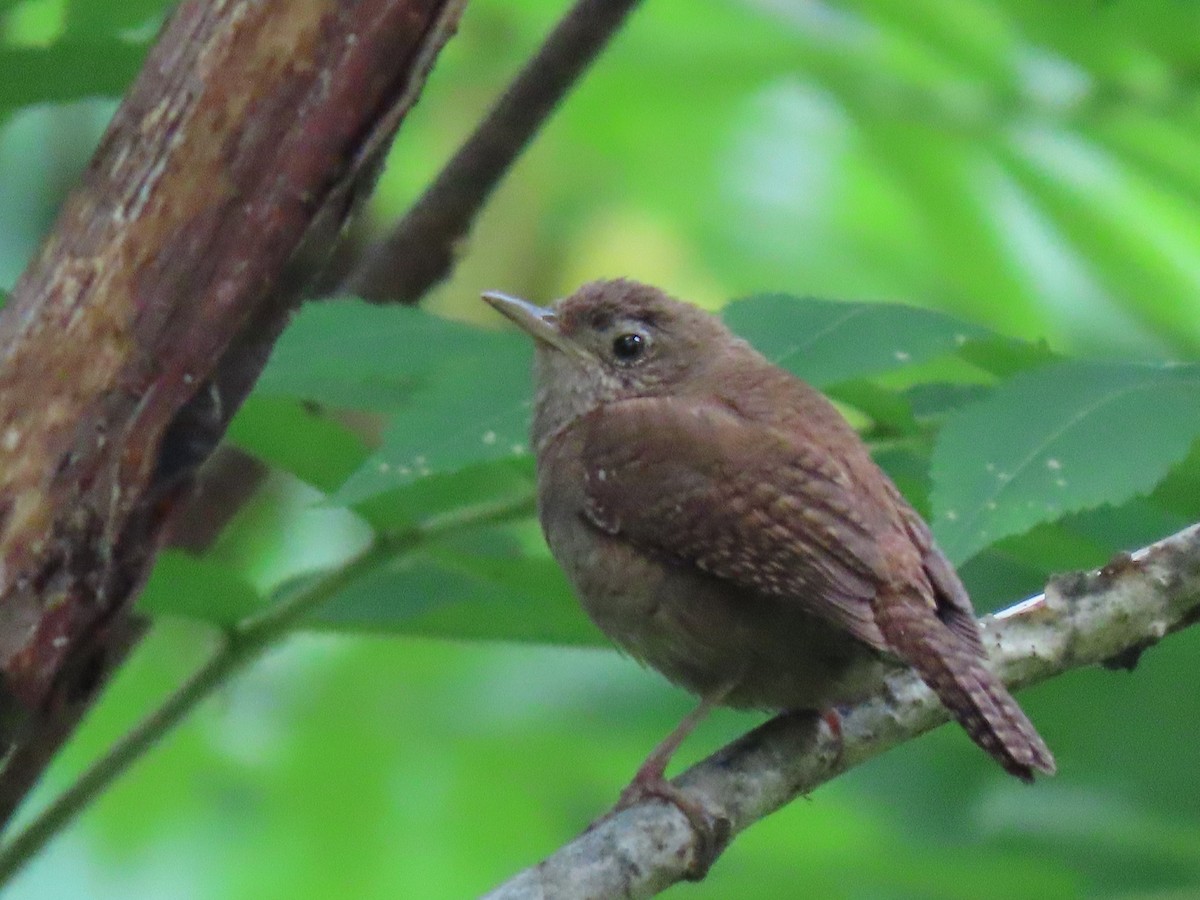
{"left": 0, "top": 0, "right": 465, "bottom": 826}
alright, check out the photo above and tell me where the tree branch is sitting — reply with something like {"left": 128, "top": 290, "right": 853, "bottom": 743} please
{"left": 153, "top": 0, "right": 647, "bottom": 602}
{"left": 484, "top": 523, "right": 1200, "bottom": 900}
{"left": 0, "top": 0, "right": 466, "bottom": 830}
{"left": 343, "top": 0, "right": 644, "bottom": 303}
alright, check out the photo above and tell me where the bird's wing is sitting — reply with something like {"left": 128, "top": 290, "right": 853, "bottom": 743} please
{"left": 577, "top": 395, "right": 892, "bottom": 651}
{"left": 889, "top": 491, "right": 985, "bottom": 654}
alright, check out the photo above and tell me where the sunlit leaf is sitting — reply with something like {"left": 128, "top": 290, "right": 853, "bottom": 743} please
{"left": 931, "top": 361, "right": 1200, "bottom": 563}
{"left": 1001, "top": 132, "right": 1200, "bottom": 355}
{"left": 226, "top": 396, "right": 371, "bottom": 494}
{"left": 137, "top": 550, "right": 262, "bottom": 625}
{"left": 829, "top": 380, "right": 919, "bottom": 435}
{"left": 956, "top": 334, "right": 1061, "bottom": 378}
{"left": 64, "top": 0, "right": 169, "bottom": 34}
{"left": 332, "top": 341, "right": 532, "bottom": 504}
{"left": 724, "top": 294, "right": 990, "bottom": 387}
{"left": 0, "top": 42, "right": 145, "bottom": 115}
{"left": 254, "top": 300, "right": 534, "bottom": 503}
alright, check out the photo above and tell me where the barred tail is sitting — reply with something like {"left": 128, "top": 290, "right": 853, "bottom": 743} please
{"left": 875, "top": 590, "right": 1055, "bottom": 781}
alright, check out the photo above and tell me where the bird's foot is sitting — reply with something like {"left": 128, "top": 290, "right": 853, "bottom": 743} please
{"left": 584, "top": 694, "right": 733, "bottom": 878}
{"left": 608, "top": 771, "right": 730, "bottom": 881}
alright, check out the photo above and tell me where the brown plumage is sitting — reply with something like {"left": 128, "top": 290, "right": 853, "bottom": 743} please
{"left": 484, "top": 278, "right": 1054, "bottom": 786}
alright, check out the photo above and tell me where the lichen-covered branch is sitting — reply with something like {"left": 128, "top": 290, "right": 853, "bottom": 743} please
{"left": 485, "top": 523, "right": 1200, "bottom": 900}
{"left": 0, "top": 0, "right": 465, "bottom": 828}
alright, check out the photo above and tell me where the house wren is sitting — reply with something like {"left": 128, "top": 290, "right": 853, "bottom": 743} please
{"left": 483, "top": 279, "right": 1054, "bottom": 816}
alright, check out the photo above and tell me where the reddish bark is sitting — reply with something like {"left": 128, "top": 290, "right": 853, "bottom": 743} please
{"left": 0, "top": 0, "right": 464, "bottom": 824}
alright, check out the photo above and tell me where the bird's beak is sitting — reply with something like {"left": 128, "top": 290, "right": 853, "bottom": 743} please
{"left": 482, "top": 291, "right": 586, "bottom": 359}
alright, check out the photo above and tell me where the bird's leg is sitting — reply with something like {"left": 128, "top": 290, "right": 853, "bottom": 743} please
{"left": 774, "top": 707, "right": 845, "bottom": 778}
{"left": 607, "top": 690, "right": 734, "bottom": 879}
{"left": 617, "top": 697, "right": 715, "bottom": 808}
{"left": 821, "top": 707, "right": 845, "bottom": 766}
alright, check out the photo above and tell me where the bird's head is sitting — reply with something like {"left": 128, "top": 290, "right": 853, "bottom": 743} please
{"left": 483, "top": 279, "right": 743, "bottom": 425}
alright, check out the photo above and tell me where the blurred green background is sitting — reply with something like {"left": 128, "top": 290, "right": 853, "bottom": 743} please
{"left": 3, "top": 0, "right": 1200, "bottom": 897}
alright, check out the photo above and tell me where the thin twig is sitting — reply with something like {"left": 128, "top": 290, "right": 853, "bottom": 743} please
{"left": 0, "top": 492, "right": 536, "bottom": 888}
{"left": 484, "top": 523, "right": 1200, "bottom": 900}
{"left": 344, "top": 0, "right": 645, "bottom": 303}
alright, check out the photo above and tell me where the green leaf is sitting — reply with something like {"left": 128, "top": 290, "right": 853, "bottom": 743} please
{"left": 256, "top": 300, "right": 482, "bottom": 412}
{"left": 0, "top": 42, "right": 145, "bottom": 115}
{"left": 828, "top": 380, "right": 919, "bottom": 435}
{"left": 873, "top": 445, "right": 934, "bottom": 519}
{"left": 1000, "top": 132, "right": 1200, "bottom": 357}
{"left": 136, "top": 550, "right": 262, "bottom": 625}
{"left": 956, "top": 334, "right": 1061, "bottom": 378}
{"left": 255, "top": 300, "right": 533, "bottom": 504}
{"left": 931, "top": 361, "right": 1200, "bottom": 564}
{"left": 1061, "top": 498, "right": 1193, "bottom": 564}
{"left": 312, "top": 542, "right": 602, "bottom": 646}
{"left": 962, "top": 494, "right": 1193, "bottom": 615}
{"left": 1149, "top": 441, "right": 1200, "bottom": 522}
{"left": 723, "top": 294, "right": 990, "bottom": 387}
{"left": 226, "top": 395, "right": 371, "bottom": 493}
{"left": 350, "top": 458, "right": 535, "bottom": 532}
{"left": 333, "top": 338, "right": 532, "bottom": 504}
{"left": 905, "top": 382, "right": 993, "bottom": 420}
{"left": 64, "top": 0, "right": 169, "bottom": 34}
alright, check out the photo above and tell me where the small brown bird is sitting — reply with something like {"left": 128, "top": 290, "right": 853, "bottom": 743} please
{"left": 483, "top": 279, "right": 1054, "bottom": 828}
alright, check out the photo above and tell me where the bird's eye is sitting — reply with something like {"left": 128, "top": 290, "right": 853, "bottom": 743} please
{"left": 611, "top": 332, "right": 647, "bottom": 361}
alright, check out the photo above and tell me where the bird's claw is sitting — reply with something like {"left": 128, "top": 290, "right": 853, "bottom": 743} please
{"left": 610, "top": 775, "right": 730, "bottom": 881}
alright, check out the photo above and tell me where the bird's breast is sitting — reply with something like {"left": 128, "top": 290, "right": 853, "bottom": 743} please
{"left": 535, "top": 423, "right": 886, "bottom": 710}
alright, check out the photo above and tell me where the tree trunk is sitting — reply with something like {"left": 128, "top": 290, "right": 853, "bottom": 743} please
{"left": 0, "top": 0, "right": 464, "bottom": 829}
